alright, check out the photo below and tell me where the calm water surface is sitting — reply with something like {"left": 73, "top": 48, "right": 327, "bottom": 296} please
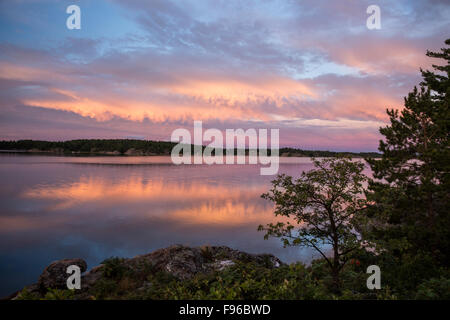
{"left": 0, "top": 154, "right": 368, "bottom": 296}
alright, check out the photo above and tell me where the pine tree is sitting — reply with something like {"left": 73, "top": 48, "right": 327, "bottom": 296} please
{"left": 365, "top": 39, "right": 450, "bottom": 267}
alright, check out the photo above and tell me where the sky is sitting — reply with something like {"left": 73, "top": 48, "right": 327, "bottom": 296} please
{"left": 0, "top": 0, "right": 448, "bottom": 151}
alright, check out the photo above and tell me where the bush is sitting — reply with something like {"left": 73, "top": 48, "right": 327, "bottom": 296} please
{"left": 415, "top": 277, "right": 450, "bottom": 300}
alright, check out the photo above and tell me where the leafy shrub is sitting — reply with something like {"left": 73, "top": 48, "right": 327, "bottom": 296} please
{"left": 43, "top": 288, "right": 75, "bottom": 300}
{"left": 415, "top": 277, "right": 450, "bottom": 300}
{"left": 101, "top": 257, "right": 128, "bottom": 279}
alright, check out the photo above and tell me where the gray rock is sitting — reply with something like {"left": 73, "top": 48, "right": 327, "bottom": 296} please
{"left": 212, "top": 259, "right": 235, "bottom": 271}
{"left": 38, "top": 258, "right": 87, "bottom": 291}
{"left": 130, "top": 244, "right": 283, "bottom": 279}
{"left": 81, "top": 264, "right": 103, "bottom": 288}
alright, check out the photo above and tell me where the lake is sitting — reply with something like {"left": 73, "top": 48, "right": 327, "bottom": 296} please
{"left": 0, "top": 154, "right": 368, "bottom": 296}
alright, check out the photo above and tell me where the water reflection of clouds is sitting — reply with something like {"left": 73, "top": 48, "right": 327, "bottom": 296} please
{"left": 21, "top": 176, "right": 265, "bottom": 209}
{"left": 0, "top": 155, "right": 323, "bottom": 296}
{"left": 12, "top": 175, "right": 279, "bottom": 230}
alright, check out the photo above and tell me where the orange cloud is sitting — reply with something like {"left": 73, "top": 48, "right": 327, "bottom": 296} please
{"left": 20, "top": 74, "right": 317, "bottom": 122}
{"left": 327, "top": 38, "right": 432, "bottom": 75}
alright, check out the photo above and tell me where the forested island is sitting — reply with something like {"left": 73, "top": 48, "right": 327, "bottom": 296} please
{"left": 0, "top": 139, "right": 381, "bottom": 158}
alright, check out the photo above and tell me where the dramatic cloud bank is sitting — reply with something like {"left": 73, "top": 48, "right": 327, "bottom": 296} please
{"left": 0, "top": 0, "right": 448, "bottom": 151}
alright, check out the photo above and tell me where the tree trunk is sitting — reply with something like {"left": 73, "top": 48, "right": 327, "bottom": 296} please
{"left": 332, "top": 240, "right": 341, "bottom": 293}
{"left": 331, "top": 267, "right": 341, "bottom": 294}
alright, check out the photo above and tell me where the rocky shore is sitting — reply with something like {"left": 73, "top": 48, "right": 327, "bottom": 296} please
{"left": 9, "top": 245, "right": 283, "bottom": 300}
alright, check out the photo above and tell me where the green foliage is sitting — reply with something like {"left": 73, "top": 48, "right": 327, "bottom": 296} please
{"left": 415, "top": 277, "right": 450, "bottom": 300}
{"left": 137, "top": 261, "right": 378, "bottom": 300}
{"left": 101, "top": 257, "right": 128, "bottom": 279}
{"left": 364, "top": 39, "right": 450, "bottom": 290}
{"left": 43, "top": 288, "right": 75, "bottom": 300}
{"left": 17, "top": 287, "right": 75, "bottom": 301}
{"left": 15, "top": 288, "right": 41, "bottom": 300}
{"left": 19, "top": 250, "right": 443, "bottom": 300}
{"left": 92, "top": 278, "right": 120, "bottom": 299}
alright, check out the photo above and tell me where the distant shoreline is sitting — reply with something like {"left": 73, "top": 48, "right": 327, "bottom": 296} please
{"left": 0, "top": 139, "right": 381, "bottom": 158}
{"left": 0, "top": 150, "right": 379, "bottom": 158}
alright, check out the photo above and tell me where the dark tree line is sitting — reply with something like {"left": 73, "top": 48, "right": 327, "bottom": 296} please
{"left": 0, "top": 139, "right": 177, "bottom": 155}
{"left": 0, "top": 139, "right": 380, "bottom": 158}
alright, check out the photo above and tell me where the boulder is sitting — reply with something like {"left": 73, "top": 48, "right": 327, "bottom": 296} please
{"left": 38, "top": 258, "right": 87, "bottom": 291}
